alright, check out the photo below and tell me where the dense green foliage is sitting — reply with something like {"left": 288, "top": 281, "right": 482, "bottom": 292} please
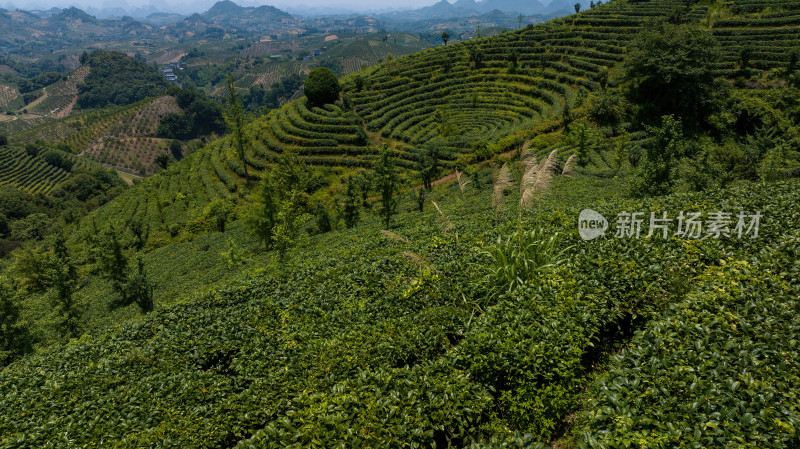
{"left": 157, "top": 86, "right": 226, "bottom": 140}
{"left": 1, "top": 173, "right": 798, "bottom": 446}
{"left": 240, "top": 73, "right": 305, "bottom": 112}
{"left": 2, "top": 0, "right": 800, "bottom": 446}
{"left": 304, "top": 67, "right": 340, "bottom": 106}
{"left": 625, "top": 21, "right": 719, "bottom": 125}
{"left": 76, "top": 50, "right": 167, "bottom": 109}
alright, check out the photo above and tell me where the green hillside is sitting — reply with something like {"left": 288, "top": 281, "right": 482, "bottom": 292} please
{"left": 2, "top": 170, "right": 799, "bottom": 447}
{"left": 1, "top": 0, "right": 800, "bottom": 447}
{"left": 68, "top": 0, "right": 800, "bottom": 244}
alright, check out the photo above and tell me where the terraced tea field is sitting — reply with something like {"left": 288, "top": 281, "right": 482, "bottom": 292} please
{"left": 68, "top": 0, "right": 800, "bottom": 240}
{"left": 711, "top": 0, "right": 800, "bottom": 76}
{"left": 0, "top": 146, "right": 70, "bottom": 194}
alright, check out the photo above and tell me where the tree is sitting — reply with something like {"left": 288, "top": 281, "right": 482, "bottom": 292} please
{"left": 157, "top": 113, "right": 192, "bottom": 139}
{"left": 48, "top": 234, "right": 80, "bottom": 337}
{"left": 589, "top": 88, "right": 628, "bottom": 133}
{"left": 342, "top": 175, "right": 360, "bottom": 228}
{"left": 469, "top": 46, "right": 483, "bottom": 69}
{"left": 100, "top": 229, "right": 128, "bottom": 300}
{"left": 154, "top": 153, "right": 171, "bottom": 170}
{"left": 99, "top": 230, "right": 154, "bottom": 313}
{"left": 375, "top": 146, "right": 399, "bottom": 229}
{"left": 129, "top": 218, "right": 148, "bottom": 250}
{"left": 0, "top": 134, "right": 7, "bottom": 146}
{"left": 0, "top": 277, "right": 33, "bottom": 365}
{"left": 417, "top": 143, "right": 441, "bottom": 190}
{"left": 247, "top": 150, "right": 312, "bottom": 259}
{"left": 635, "top": 115, "right": 683, "bottom": 196}
{"left": 441, "top": 32, "right": 450, "bottom": 46}
{"left": 518, "top": 14, "right": 524, "bottom": 28}
{"left": 625, "top": 22, "right": 719, "bottom": 125}
{"left": 169, "top": 139, "right": 183, "bottom": 160}
{"left": 10, "top": 213, "right": 50, "bottom": 241}
{"left": 740, "top": 47, "right": 753, "bottom": 72}
{"left": 304, "top": 67, "right": 340, "bottom": 106}
{"left": 204, "top": 199, "right": 234, "bottom": 232}
{"left": 124, "top": 257, "right": 154, "bottom": 313}
{"left": 42, "top": 150, "right": 73, "bottom": 171}
{"left": 225, "top": 75, "right": 250, "bottom": 186}
{"left": 574, "top": 3, "right": 581, "bottom": 13}
{"left": 414, "top": 188, "right": 426, "bottom": 212}
{"left": 567, "top": 119, "right": 599, "bottom": 167}
{"left": 313, "top": 202, "right": 333, "bottom": 234}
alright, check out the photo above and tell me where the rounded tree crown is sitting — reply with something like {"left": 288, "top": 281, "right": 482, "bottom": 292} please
{"left": 304, "top": 67, "right": 340, "bottom": 106}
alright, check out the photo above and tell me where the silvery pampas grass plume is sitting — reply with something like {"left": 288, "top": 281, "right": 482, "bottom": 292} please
{"left": 455, "top": 169, "right": 470, "bottom": 195}
{"left": 562, "top": 153, "right": 577, "bottom": 176}
{"left": 432, "top": 201, "right": 457, "bottom": 236}
{"left": 520, "top": 141, "right": 536, "bottom": 170}
{"left": 521, "top": 149, "right": 557, "bottom": 209}
{"left": 380, "top": 230, "right": 408, "bottom": 243}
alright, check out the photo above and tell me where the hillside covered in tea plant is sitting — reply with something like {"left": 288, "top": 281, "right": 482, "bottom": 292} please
{"left": 1, "top": 0, "right": 800, "bottom": 447}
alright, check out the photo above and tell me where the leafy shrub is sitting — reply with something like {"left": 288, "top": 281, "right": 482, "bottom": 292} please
{"left": 478, "top": 227, "right": 570, "bottom": 301}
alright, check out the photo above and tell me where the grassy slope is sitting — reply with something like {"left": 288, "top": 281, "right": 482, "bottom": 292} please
{"left": 64, "top": 0, "right": 678, "bottom": 246}
{"left": 2, "top": 168, "right": 799, "bottom": 446}
{"left": 2, "top": 0, "right": 800, "bottom": 446}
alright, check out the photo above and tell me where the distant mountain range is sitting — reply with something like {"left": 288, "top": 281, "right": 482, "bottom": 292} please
{"left": 0, "top": 0, "right": 582, "bottom": 55}
{"left": 0, "top": 1, "right": 296, "bottom": 52}
{"left": 5, "top": 0, "right": 583, "bottom": 22}
{"left": 384, "top": 0, "right": 586, "bottom": 20}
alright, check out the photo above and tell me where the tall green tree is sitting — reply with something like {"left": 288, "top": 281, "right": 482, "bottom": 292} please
{"left": 304, "top": 67, "right": 340, "bottom": 106}
{"left": 0, "top": 276, "right": 33, "bottom": 366}
{"left": 247, "top": 150, "right": 312, "bottom": 260}
{"left": 625, "top": 21, "right": 719, "bottom": 125}
{"left": 49, "top": 234, "right": 80, "bottom": 337}
{"left": 417, "top": 143, "right": 441, "bottom": 191}
{"left": 441, "top": 32, "right": 450, "bottom": 46}
{"left": 99, "top": 229, "right": 155, "bottom": 313}
{"left": 342, "top": 175, "right": 361, "bottom": 228}
{"left": 100, "top": 229, "right": 129, "bottom": 301}
{"left": 635, "top": 115, "right": 684, "bottom": 196}
{"left": 375, "top": 146, "right": 399, "bottom": 229}
{"left": 124, "top": 257, "right": 154, "bottom": 313}
{"left": 225, "top": 75, "right": 250, "bottom": 186}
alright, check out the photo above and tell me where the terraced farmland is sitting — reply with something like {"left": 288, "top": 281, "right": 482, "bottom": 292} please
{"left": 711, "top": 0, "right": 800, "bottom": 76}
{"left": 70, "top": 0, "right": 800, "bottom": 243}
{"left": 25, "top": 66, "right": 90, "bottom": 118}
{"left": 0, "top": 84, "right": 20, "bottom": 109}
{"left": 11, "top": 96, "right": 183, "bottom": 173}
{"left": 0, "top": 146, "right": 70, "bottom": 194}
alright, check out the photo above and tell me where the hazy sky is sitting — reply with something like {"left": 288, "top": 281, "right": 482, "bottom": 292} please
{"left": 0, "top": 0, "right": 458, "bottom": 15}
